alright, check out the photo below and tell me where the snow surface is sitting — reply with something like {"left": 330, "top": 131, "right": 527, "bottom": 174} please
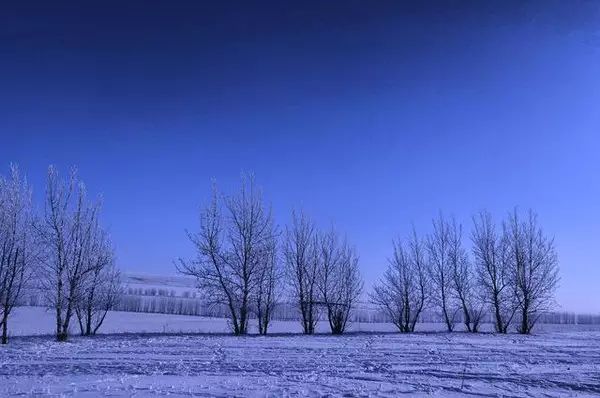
{"left": 2, "top": 307, "right": 600, "bottom": 397}
{"left": 2, "top": 329, "right": 600, "bottom": 396}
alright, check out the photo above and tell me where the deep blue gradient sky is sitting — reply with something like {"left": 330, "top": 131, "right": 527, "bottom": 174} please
{"left": 1, "top": 1, "right": 599, "bottom": 312}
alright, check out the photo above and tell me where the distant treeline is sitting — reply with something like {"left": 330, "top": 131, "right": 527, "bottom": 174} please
{"left": 16, "top": 286, "right": 600, "bottom": 326}
{"left": 113, "top": 293, "right": 600, "bottom": 326}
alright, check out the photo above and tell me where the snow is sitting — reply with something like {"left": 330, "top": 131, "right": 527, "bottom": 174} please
{"left": 6, "top": 307, "right": 402, "bottom": 335}
{"left": 2, "top": 307, "right": 600, "bottom": 397}
{"left": 2, "top": 329, "right": 600, "bottom": 396}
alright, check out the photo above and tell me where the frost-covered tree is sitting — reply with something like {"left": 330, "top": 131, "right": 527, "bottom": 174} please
{"left": 0, "top": 165, "right": 35, "bottom": 344}
{"left": 448, "top": 218, "right": 485, "bottom": 332}
{"left": 317, "top": 229, "right": 363, "bottom": 334}
{"left": 371, "top": 229, "right": 428, "bottom": 333}
{"left": 177, "top": 176, "right": 275, "bottom": 335}
{"left": 284, "top": 211, "right": 320, "bottom": 334}
{"left": 505, "top": 209, "right": 559, "bottom": 334}
{"left": 426, "top": 213, "right": 459, "bottom": 332}
{"left": 254, "top": 233, "right": 281, "bottom": 335}
{"left": 38, "top": 166, "right": 105, "bottom": 341}
{"left": 471, "top": 211, "right": 517, "bottom": 333}
{"left": 75, "top": 230, "right": 121, "bottom": 336}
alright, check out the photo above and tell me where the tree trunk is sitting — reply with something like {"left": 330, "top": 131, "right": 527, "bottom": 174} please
{"left": 493, "top": 296, "right": 505, "bottom": 333}
{"left": 55, "top": 296, "right": 62, "bottom": 339}
{"left": 520, "top": 306, "right": 529, "bottom": 334}
{"left": 1, "top": 315, "right": 8, "bottom": 344}
{"left": 260, "top": 312, "right": 270, "bottom": 336}
{"left": 85, "top": 304, "right": 93, "bottom": 335}
{"left": 60, "top": 301, "right": 74, "bottom": 341}
{"left": 460, "top": 299, "right": 472, "bottom": 332}
{"left": 238, "top": 302, "right": 248, "bottom": 335}
{"left": 55, "top": 267, "right": 67, "bottom": 341}
{"left": 93, "top": 310, "right": 109, "bottom": 335}
{"left": 440, "top": 289, "right": 453, "bottom": 332}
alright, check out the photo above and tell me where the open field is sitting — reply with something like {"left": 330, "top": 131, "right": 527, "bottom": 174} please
{"left": 1, "top": 329, "right": 600, "bottom": 397}
{"left": 2, "top": 308, "right": 600, "bottom": 397}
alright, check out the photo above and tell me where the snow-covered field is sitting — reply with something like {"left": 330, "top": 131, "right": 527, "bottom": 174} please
{"left": 2, "top": 329, "right": 600, "bottom": 397}
{"left": 2, "top": 308, "right": 600, "bottom": 397}
{"left": 6, "top": 307, "right": 401, "bottom": 336}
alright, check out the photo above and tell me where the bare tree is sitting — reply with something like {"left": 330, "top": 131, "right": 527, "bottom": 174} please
{"left": 177, "top": 176, "right": 274, "bottom": 335}
{"left": 254, "top": 232, "right": 281, "bottom": 335}
{"left": 407, "top": 228, "right": 430, "bottom": 331}
{"left": 317, "top": 229, "right": 363, "bottom": 334}
{"left": 505, "top": 209, "right": 559, "bottom": 334}
{"left": 38, "top": 166, "right": 103, "bottom": 341}
{"left": 472, "top": 211, "right": 517, "bottom": 333}
{"left": 283, "top": 211, "right": 320, "bottom": 334}
{"left": 448, "top": 218, "right": 485, "bottom": 332}
{"left": 75, "top": 230, "right": 121, "bottom": 336}
{"left": 426, "top": 213, "right": 459, "bottom": 332}
{"left": 371, "top": 229, "right": 428, "bottom": 333}
{"left": 0, "top": 165, "right": 35, "bottom": 344}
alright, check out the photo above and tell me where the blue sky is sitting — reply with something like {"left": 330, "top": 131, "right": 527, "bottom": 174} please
{"left": 1, "top": 1, "right": 599, "bottom": 312}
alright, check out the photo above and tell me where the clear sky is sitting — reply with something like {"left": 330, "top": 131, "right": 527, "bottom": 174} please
{"left": 1, "top": 1, "right": 599, "bottom": 312}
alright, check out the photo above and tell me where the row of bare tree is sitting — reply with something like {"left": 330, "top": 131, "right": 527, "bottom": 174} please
{"left": 178, "top": 176, "right": 559, "bottom": 336}
{"left": 4, "top": 167, "right": 558, "bottom": 341}
{"left": 372, "top": 211, "right": 559, "bottom": 334}
{"left": 0, "top": 165, "right": 121, "bottom": 343}
{"left": 177, "top": 176, "right": 363, "bottom": 335}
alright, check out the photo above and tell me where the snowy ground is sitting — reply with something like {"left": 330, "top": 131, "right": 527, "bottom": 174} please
{"left": 2, "top": 308, "right": 600, "bottom": 397}
{"left": 2, "top": 330, "right": 600, "bottom": 397}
